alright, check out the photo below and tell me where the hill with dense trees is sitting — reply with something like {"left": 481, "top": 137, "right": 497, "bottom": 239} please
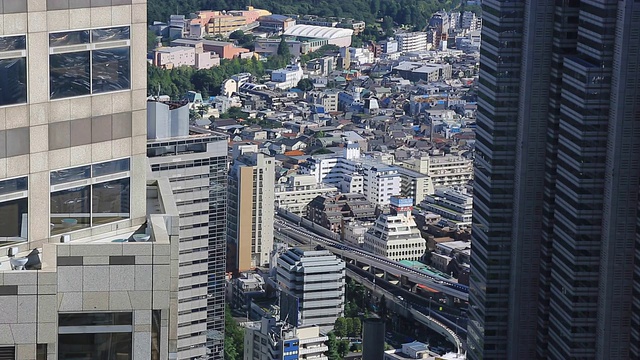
{"left": 149, "top": 0, "right": 472, "bottom": 31}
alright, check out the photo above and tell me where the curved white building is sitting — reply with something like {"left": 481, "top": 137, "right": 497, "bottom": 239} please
{"left": 284, "top": 24, "right": 353, "bottom": 47}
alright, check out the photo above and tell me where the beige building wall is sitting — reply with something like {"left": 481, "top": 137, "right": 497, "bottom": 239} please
{"left": 0, "top": 179, "right": 180, "bottom": 360}
{"left": 0, "top": 0, "right": 148, "bottom": 252}
{"left": 237, "top": 166, "right": 254, "bottom": 272}
{"left": 0, "top": 1, "right": 186, "bottom": 359}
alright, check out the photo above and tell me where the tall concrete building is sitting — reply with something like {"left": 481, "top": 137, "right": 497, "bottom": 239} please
{"left": 276, "top": 247, "right": 346, "bottom": 331}
{"left": 469, "top": 1, "right": 640, "bottom": 359}
{"left": 147, "top": 100, "right": 229, "bottom": 360}
{"left": 227, "top": 152, "right": 275, "bottom": 273}
{"left": 0, "top": 1, "right": 186, "bottom": 359}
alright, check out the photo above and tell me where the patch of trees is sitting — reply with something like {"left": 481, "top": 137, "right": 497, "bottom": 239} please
{"left": 333, "top": 317, "right": 362, "bottom": 338}
{"left": 147, "top": 57, "right": 265, "bottom": 99}
{"left": 224, "top": 306, "right": 244, "bottom": 360}
{"left": 149, "top": 0, "right": 469, "bottom": 32}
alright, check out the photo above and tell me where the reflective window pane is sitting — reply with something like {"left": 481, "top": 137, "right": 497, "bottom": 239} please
{"left": 58, "top": 333, "right": 132, "bottom": 360}
{"left": 51, "top": 186, "right": 91, "bottom": 235}
{"left": 0, "top": 35, "right": 26, "bottom": 52}
{"left": 0, "top": 58, "right": 27, "bottom": 106}
{"left": 92, "top": 47, "right": 130, "bottom": 94}
{"left": 0, "top": 177, "right": 27, "bottom": 196}
{"left": 59, "top": 313, "right": 132, "bottom": 327}
{"left": 151, "top": 311, "right": 161, "bottom": 360}
{"left": 0, "top": 197, "right": 28, "bottom": 240}
{"left": 51, "top": 165, "right": 91, "bottom": 185}
{"left": 92, "top": 27, "right": 130, "bottom": 42}
{"left": 92, "top": 158, "right": 130, "bottom": 177}
{"left": 49, "top": 30, "right": 90, "bottom": 47}
{"left": 92, "top": 178, "right": 130, "bottom": 225}
{"left": 50, "top": 52, "right": 91, "bottom": 99}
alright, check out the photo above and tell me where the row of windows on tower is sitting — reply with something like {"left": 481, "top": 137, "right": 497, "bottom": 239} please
{"left": 0, "top": 158, "right": 131, "bottom": 241}
{"left": 0, "top": 26, "right": 131, "bottom": 107}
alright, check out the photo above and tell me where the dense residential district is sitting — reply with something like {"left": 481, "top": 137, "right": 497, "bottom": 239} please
{"left": 146, "top": 4, "right": 478, "bottom": 360}
{"left": 2, "top": 0, "right": 639, "bottom": 360}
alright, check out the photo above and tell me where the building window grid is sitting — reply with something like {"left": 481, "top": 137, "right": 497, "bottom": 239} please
{"left": 48, "top": 26, "right": 131, "bottom": 100}
{"left": 50, "top": 158, "right": 131, "bottom": 235}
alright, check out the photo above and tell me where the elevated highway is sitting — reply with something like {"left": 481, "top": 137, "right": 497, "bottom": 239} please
{"left": 274, "top": 211, "right": 469, "bottom": 302}
{"left": 347, "top": 268, "right": 464, "bottom": 354}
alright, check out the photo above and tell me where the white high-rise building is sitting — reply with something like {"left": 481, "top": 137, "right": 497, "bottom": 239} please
{"left": 276, "top": 247, "right": 346, "bottom": 331}
{"left": 363, "top": 197, "right": 426, "bottom": 262}
{"left": 395, "top": 32, "right": 428, "bottom": 52}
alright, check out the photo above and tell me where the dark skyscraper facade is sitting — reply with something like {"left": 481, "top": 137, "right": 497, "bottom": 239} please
{"left": 468, "top": 0, "right": 640, "bottom": 359}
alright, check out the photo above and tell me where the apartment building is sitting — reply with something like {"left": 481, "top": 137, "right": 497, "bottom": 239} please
{"left": 270, "top": 64, "right": 304, "bottom": 90}
{"left": 460, "top": 11, "right": 478, "bottom": 31}
{"left": 363, "top": 197, "right": 426, "bottom": 262}
{"left": 398, "top": 155, "right": 473, "bottom": 194}
{"left": 244, "top": 317, "right": 329, "bottom": 360}
{"left": 274, "top": 174, "right": 338, "bottom": 216}
{"left": 392, "top": 61, "right": 453, "bottom": 83}
{"left": 318, "top": 90, "right": 339, "bottom": 112}
{"left": 395, "top": 32, "right": 428, "bottom": 53}
{"left": 420, "top": 187, "right": 472, "bottom": 227}
{"left": 342, "top": 220, "right": 373, "bottom": 247}
{"left": 397, "top": 167, "right": 430, "bottom": 205}
{"left": 153, "top": 44, "right": 220, "bottom": 70}
{"left": 275, "top": 247, "right": 346, "bottom": 331}
{"left": 299, "top": 144, "right": 402, "bottom": 206}
{"left": 0, "top": 1, "right": 186, "bottom": 359}
{"left": 227, "top": 152, "right": 275, "bottom": 273}
{"left": 147, "top": 101, "right": 229, "bottom": 360}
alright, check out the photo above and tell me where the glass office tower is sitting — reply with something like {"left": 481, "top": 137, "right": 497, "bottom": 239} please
{"left": 469, "top": 1, "right": 640, "bottom": 359}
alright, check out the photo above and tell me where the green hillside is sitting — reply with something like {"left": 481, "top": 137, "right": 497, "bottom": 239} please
{"left": 148, "top": 0, "right": 469, "bottom": 31}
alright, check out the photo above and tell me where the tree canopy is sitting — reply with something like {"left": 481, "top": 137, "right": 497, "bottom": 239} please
{"left": 224, "top": 306, "right": 244, "bottom": 360}
{"left": 295, "top": 78, "right": 314, "bottom": 92}
{"left": 148, "top": 0, "right": 470, "bottom": 32}
{"left": 277, "top": 37, "right": 291, "bottom": 59}
{"left": 148, "top": 57, "right": 265, "bottom": 99}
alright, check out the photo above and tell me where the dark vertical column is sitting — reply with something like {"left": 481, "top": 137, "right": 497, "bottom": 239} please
{"left": 596, "top": 1, "right": 640, "bottom": 358}
{"left": 507, "top": 0, "right": 554, "bottom": 358}
{"left": 467, "top": 0, "right": 525, "bottom": 358}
